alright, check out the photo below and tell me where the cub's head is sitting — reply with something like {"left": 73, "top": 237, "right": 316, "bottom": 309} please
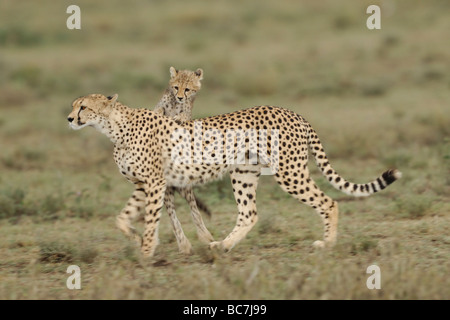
{"left": 67, "top": 93, "right": 118, "bottom": 130}
{"left": 168, "top": 66, "right": 203, "bottom": 103}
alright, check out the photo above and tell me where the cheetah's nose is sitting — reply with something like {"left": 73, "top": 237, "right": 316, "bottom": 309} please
{"left": 67, "top": 117, "right": 74, "bottom": 123}
{"left": 177, "top": 97, "right": 183, "bottom": 101}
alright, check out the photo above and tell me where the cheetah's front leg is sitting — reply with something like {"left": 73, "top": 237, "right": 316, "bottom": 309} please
{"left": 116, "top": 184, "right": 146, "bottom": 247}
{"left": 141, "top": 180, "right": 166, "bottom": 258}
{"left": 177, "top": 187, "right": 214, "bottom": 244}
{"left": 164, "top": 187, "right": 193, "bottom": 254}
{"left": 172, "top": 113, "right": 190, "bottom": 125}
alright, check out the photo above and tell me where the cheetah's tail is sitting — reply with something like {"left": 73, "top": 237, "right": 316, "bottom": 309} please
{"left": 194, "top": 195, "right": 212, "bottom": 217}
{"left": 306, "top": 125, "right": 402, "bottom": 197}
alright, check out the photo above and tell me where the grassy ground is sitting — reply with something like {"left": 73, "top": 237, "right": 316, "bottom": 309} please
{"left": 0, "top": 0, "right": 449, "bottom": 299}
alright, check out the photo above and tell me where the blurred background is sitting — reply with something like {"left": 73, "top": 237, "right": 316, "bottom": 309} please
{"left": 0, "top": 0, "right": 449, "bottom": 299}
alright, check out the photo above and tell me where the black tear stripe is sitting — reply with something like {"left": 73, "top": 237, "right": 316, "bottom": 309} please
{"left": 77, "top": 107, "right": 83, "bottom": 123}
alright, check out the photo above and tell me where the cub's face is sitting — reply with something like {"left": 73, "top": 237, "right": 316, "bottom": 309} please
{"left": 67, "top": 94, "right": 117, "bottom": 130}
{"left": 168, "top": 67, "right": 203, "bottom": 103}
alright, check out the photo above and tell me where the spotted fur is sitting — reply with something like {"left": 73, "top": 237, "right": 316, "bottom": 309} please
{"left": 68, "top": 94, "right": 401, "bottom": 257}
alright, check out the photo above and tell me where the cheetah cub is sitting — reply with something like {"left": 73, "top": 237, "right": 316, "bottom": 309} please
{"left": 154, "top": 67, "right": 203, "bottom": 124}
{"left": 152, "top": 67, "right": 214, "bottom": 254}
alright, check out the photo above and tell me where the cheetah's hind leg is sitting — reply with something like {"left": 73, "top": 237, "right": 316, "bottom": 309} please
{"left": 210, "top": 169, "right": 260, "bottom": 252}
{"left": 274, "top": 168, "right": 339, "bottom": 249}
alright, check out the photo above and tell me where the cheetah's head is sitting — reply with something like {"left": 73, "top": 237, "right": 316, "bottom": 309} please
{"left": 67, "top": 93, "right": 118, "bottom": 130}
{"left": 168, "top": 66, "right": 203, "bottom": 103}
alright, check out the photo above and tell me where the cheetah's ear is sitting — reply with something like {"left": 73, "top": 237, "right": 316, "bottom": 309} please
{"left": 107, "top": 94, "right": 118, "bottom": 105}
{"left": 195, "top": 68, "right": 204, "bottom": 81}
{"left": 169, "top": 66, "right": 178, "bottom": 79}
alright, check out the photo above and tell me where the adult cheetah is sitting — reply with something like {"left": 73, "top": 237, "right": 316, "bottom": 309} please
{"left": 67, "top": 94, "right": 401, "bottom": 257}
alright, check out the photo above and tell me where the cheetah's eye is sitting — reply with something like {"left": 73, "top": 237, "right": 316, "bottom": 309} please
{"left": 173, "top": 86, "right": 179, "bottom": 90}
{"left": 80, "top": 106, "right": 87, "bottom": 110}
{"left": 185, "top": 88, "right": 190, "bottom": 92}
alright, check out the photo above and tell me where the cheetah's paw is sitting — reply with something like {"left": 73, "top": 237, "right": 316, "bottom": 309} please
{"left": 178, "top": 241, "right": 193, "bottom": 255}
{"left": 312, "top": 240, "right": 325, "bottom": 249}
{"left": 209, "top": 241, "right": 223, "bottom": 250}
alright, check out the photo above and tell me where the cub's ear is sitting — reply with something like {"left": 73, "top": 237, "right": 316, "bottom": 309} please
{"left": 169, "top": 66, "right": 178, "bottom": 78}
{"left": 107, "top": 94, "right": 118, "bottom": 104}
{"left": 195, "top": 68, "right": 204, "bottom": 80}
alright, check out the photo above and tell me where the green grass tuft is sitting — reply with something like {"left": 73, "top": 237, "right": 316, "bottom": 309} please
{"left": 38, "top": 242, "right": 75, "bottom": 264}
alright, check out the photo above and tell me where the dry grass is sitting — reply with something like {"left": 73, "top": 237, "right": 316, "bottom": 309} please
{"left": 0, "top": 0, "right": 449, "bottom": 300}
